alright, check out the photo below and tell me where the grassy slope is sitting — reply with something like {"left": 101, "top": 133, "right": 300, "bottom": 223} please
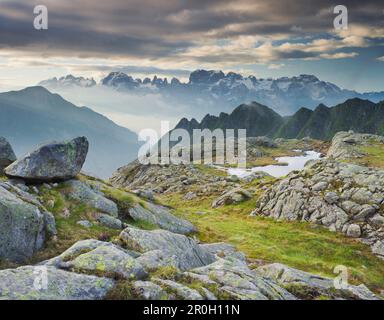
{"left": 158, "top": 192, "right": 384, "bottom": 292}
{"left": 357, "top": 143, "right": 384, "bottom": 168}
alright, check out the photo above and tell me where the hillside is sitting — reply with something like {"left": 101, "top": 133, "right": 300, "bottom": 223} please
{"left": 0, "top": 87, "right": 139, "bottom": 178}
{"left": 176, "top": 98, "right": 384, "bottom": 140}
{"left": 175, "top": 101, "right": 284, "bottom": 137}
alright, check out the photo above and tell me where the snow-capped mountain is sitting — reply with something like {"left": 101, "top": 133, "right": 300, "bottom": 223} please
{"left": 38, "top": 70, "right": 384, "bottom": 115}
{"left": 39, "top": 75, "right": 96, "bottom": 89}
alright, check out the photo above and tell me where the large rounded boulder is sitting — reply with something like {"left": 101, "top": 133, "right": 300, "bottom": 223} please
{"left": 0, "top": 185, "right": 47, "bottom": 262}
{"left": 5, "top": 137, "right": 88, "bottom": 182}
{"left": 0, "top": 137, "right": 16, "bottom": 174}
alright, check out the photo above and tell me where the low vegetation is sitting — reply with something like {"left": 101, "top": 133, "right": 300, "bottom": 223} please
{"left": 158, "top": 192, "right": 384, "bottom": 292}
{"left": 357, "top": 143, "right": 384, "bottom": 168}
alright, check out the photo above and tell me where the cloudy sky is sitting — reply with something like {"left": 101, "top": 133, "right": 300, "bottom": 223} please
{"left": 0, "top": 0, "right": 383, "bottom": 92}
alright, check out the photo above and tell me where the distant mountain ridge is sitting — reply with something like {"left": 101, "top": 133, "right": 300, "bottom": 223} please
{"left": 175, "top": 98, "right": 384, "bottom": 140}
{"left": 38, "top": 70, "right": 384, "bottom": 115}
{"left": 0, "top": 86, "right": 139, "bottom": 178}
{"left": 39, "top": 75, "right": 96, "bottom": 89}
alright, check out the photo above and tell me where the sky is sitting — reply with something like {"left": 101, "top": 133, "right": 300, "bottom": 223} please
{"left": 0, "top": 0, "right": 383, "bottom": 92}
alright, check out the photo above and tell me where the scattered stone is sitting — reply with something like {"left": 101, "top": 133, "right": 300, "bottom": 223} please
{"left": 324, "top": 192, "right": 339, "bottom": 204}
{"left": 61, "top": 208, "right": 71, "bottom": 219}
{"left": 133, "top": 189, "right": 155, "bottom": 202}
{"left": 346, "top": 224, "right": 362, "bottom": 238}
{"left": 77, "top": 220, "right": 93, "bottom": 228}
{"left": 312, "top": 181, "right": 328, "bottom": 192}
{"left": 184, "top": 191, "right": 197, "bottom": 200}
{"left": 46, "top": 199, "right": 55, "bottom": 209}
{"left": 372, "top": 241, "right": 384, "bottom": 258}
{"left": 97, "top": 213, "right": 123, "bottom": 229}
{"left": 212, "top": 187, "right": 252, "bottom": 208}
{"left": 5, "top": 137, "right": 88, "bottom": 182}
{"left": 200, "top": 243, "right": 247, "bottom": 261}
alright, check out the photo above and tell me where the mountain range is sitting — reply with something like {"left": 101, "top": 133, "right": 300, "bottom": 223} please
{"left": 39, "top": 70, "right": 384, "bottom": 115}
{"left": 175, "top": 98, "right": 384, "bottom": 140}
{"left": 0, "top": 86, "right": 139, "bottom": 178}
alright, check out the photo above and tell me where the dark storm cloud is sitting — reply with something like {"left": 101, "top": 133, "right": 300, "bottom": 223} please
{"left": 0, "top": 0, "right": 382, "bottom": 59}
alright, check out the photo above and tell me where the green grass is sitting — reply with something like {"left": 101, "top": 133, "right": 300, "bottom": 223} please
{"left": 158, "top": 193, "right": 384, "bottom": 293}
{"left": 194, "top": 164, "right": 227, "bottom": 177}
{"left": 357, "top": 143, "right": 384, "bottom": 168}
{"left": 27, "top": 187, "right": 121, "bottom": 265}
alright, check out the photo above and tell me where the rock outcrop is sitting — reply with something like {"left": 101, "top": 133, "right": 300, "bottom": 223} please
{"left": 128, "top": 203, "right": 196, "bottom": 235}
{"left": 0, "top": 137, "right": 16, "bottom": 174}
{"left": 111, "top": 161, "right": 231, "bottom": 195}
{"left": 254, "top": 159, "right": 384, "bottom": 258}
{"left": 327, "top": 131, "right": 384, "bottom": 160}
{"left": 5, "top": 137, "right": 88, "bottom": 182}
{"left": 119, "top": 227, "right": 216, "bottom": 270}
{"left": 0, "top": 266, "right": 114, "bottom": 300}
{"left": 257, "top": 263, "right": 379, "bottom": 300}
{"left": 64, "top": 180, "right": 118, "bottom": 217}
{"left": 0, "top": 184, "right": 54, "bottom": 262}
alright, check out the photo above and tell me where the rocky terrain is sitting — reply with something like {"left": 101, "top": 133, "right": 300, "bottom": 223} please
{"left": 255, "top": 131, "right": 384, "bottom": 259}
{"left": 1, "top": 134, "right": 380, "bottom": 300}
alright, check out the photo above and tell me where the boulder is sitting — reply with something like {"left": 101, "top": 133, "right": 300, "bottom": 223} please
{"left": 0, "top": 137, "right": 16, "bottom": 173}
{"left": 119, "top": 227, "right": 215, "bottom": 270}
{"left": 132, "top": 281, "right": 169, "bottom": 300}
{"left": 67, "top": 245, "right": 147, "bottom": 280}
{"left": 97, "top": 214, "right": 123, "bottom": 229}
{"left": 5, "top": 137, "right": 88, "bottom": 182}
{"left": 77, "top": 220, "right": 93, "bottom": 228}
{"left": 128, "top": 203, "right": 196, "bottom": 235}
{"left": 133, "top": 189, "right": 155, "bottom": 201}
{"left": 136, "top": 250, "right": 179, "bottom": 271}
{"left": 346, "top": 224, "right": 361, "bottom": 238}
{"left": 44, "top": 239, "right": 139, "bottom": 268}
{"left": 0, "top": 266, "right": 114, "bottom": 300}
{"left": 372, "top": 241, "right": 384, "bottom": 259}
{"left": 199, "top": 243, "right": 247, "bottom": 261}
{"left": 64, "top": 180, "right": 118, "bottom": 217}
{"left": 0, "top": 186, "right": 47, "bottom": 262}
{"left": 257, "top": 263, "right": 378, "bottom": 300}
{"left": 191, "top": 258, "right": 295, "bottom": 300}
{"left": 212, "top": 187, "right": 252, "bottom": 208}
